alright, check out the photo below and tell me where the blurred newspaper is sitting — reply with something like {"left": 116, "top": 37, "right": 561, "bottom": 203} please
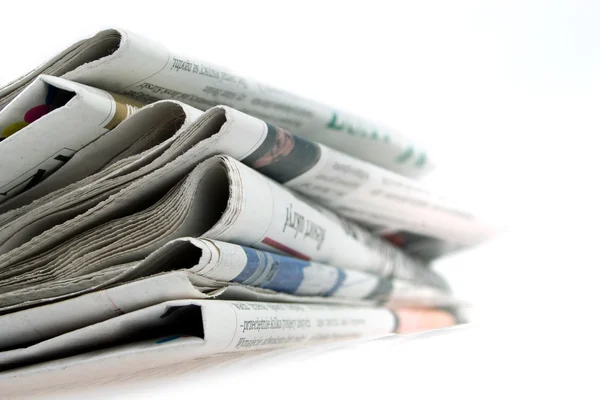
{"left": 0, "top": 325, "right": 472, "bottom": 399}
{"left": 0, "top": 28, "right": 432, "bottom": 178}
{"left": 182, "top": 106, "right": 495, "bottom": 259}
{"left": 0, "top": 323, "right": 472, "bottom": 398}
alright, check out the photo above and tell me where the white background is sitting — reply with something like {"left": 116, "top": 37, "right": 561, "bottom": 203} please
{"left": 1, "top": 0, "right": 599, "bottom": 397}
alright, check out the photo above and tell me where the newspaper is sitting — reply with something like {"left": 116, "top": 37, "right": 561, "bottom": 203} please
{"left": 178, "top": 106, "right": 495, "bottom": 259}
{"left": 0, "top": 267, "right": 459, "bottom": 351}
{"left": 0, "top": 99, "right": 228, "bottom": 244}
{"left": 149, "top": 237, "right": 449, "bottom": 299}
{"left": 0, "top": 298, "right": 397, "bottom": 371}
{"left": 0, "top": 98, "right": 200, "bottom": 215}
{"left": 0, "top": 156, "right": 441, "bottom": 305}
{"left": 0, "top": 102, "right": 491, "bottom": 261}
{"left": 0, "top": 99, "right": 207, "bottom": 237}
{"left": 0, "top": 29, "right": 471, "bottom": 380}
{"left": 0, "top": 28, "right": 432, "bottom": 178}
{"left": 0, "top": 237, "right": 455, "bottom": 313}
{"left": 0, "top": 75, "right": 143, "bottom": 205}
{"left": 0, "top": 325, "right": 473, "bottom": 398}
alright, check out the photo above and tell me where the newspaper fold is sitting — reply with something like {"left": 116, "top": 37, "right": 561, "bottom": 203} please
{"left": 0, "top": 259, "right": 456, "bottom": 318}
{"left": 0, "top": 299, "right": 397, "bottom": 371}
{"left": 0, "top": 98, "right": 194, "bottom": 214}
{"left": 180, "top": 106, "right": 495, "bottom": 258}
{"left": 0, "top": 156, "right": 438, "bottom": 302}
{"left": 0, "top": 28, "right": 432, "bottom": 177}
{"left": 0, "top": 325, "right": 471, "bottom": 397}
{"left": 0, "top": 75, "right": 142, "bottom": 205}
{"left": 0, "top": 99, "right": 205, "bottom": 243}
{"left": 0, "top": 266, "right": 459, "bottom": 351}
{"left": 155, "top": 237, "right": 443, "bottom": 299}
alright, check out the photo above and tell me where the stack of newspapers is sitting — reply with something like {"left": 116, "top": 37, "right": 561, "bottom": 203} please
{"left": 0, "top": 28, "right": 494, "bottom": 374}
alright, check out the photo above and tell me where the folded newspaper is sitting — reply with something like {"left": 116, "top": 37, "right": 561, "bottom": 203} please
{"left": 0, "top": 78, "right": 494, "bottom": 259}
{"left": 0, "top": 154, "right": 443, "bottom": 295}
{"left": 0, "top": 243, "right": 459, "bottom": 371}
{"left": 0, "top": 75, "right": 143, "bottom": 204}
{"left": 0, "top": 28, "right": 432, "bottom": 178}
{"left": 0, "top": 236, "right": 458, "bottom": 345}
{"left": 0, "top": 298, "right": 398, "bottom": 371}
{"left": 0, "top": 29, "right": 489, "bottom": 374}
